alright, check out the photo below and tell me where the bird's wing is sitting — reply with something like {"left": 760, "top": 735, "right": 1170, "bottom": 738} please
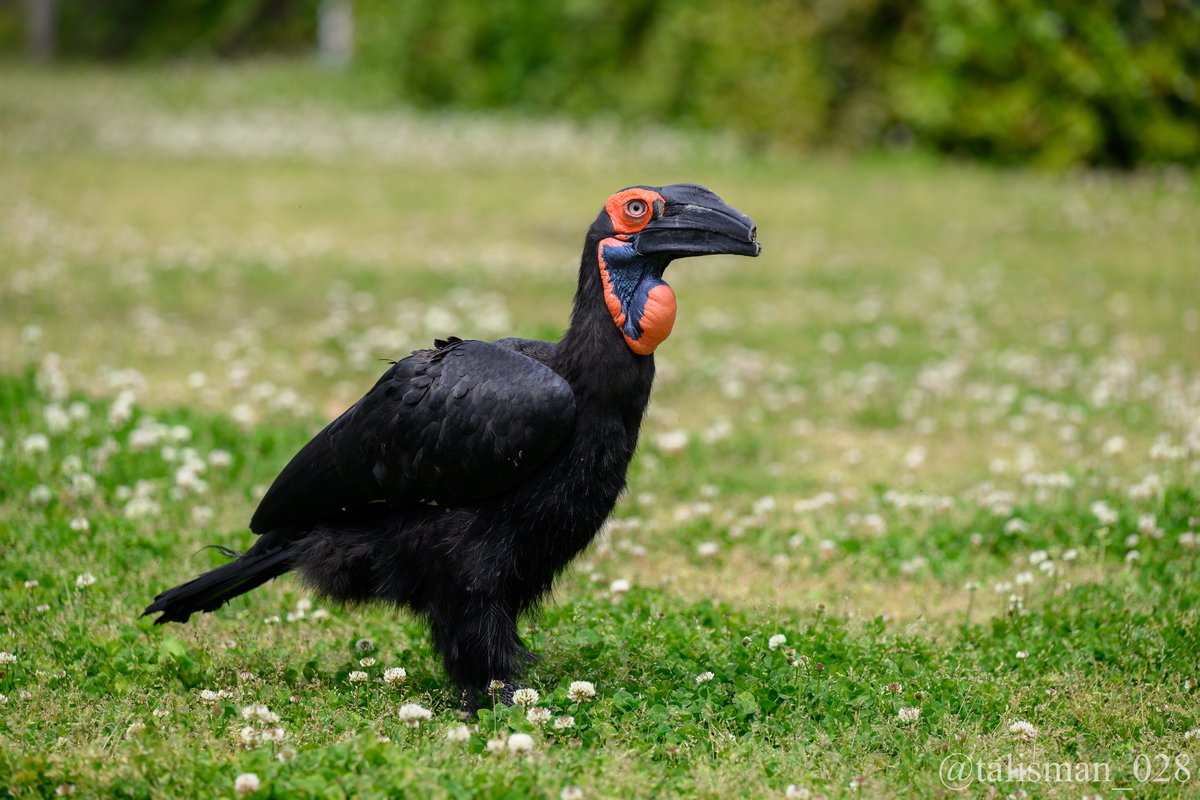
{"left": 249, "top": 339, "right": 575, "bottom": 533}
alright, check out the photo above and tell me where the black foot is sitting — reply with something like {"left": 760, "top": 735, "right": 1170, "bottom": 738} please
{"left": 459, "top": 679, "right": 521, "bottom": 715}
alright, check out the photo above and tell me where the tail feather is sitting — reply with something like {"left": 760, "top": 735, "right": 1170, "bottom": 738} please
{"left": 142, "top": 545, "right": 297, "bottom": 624}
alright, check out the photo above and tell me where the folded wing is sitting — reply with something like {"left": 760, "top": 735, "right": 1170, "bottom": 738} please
{"left": 249, "top": 339, "right": 575, "bottom": 534}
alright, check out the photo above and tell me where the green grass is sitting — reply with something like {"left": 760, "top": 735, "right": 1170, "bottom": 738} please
{"left": 1, "top": 62, "right": 1199, "bottom": 798}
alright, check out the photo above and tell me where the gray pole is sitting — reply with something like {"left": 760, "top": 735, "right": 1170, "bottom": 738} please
{"left": 25, "top": 0, "right": 56, "bottom": 62}
{"left": 318, "top": 0, "right": 354, "bottom": 68}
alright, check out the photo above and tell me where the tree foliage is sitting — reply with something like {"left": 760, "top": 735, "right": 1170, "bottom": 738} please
{"left": 357, "top": 0, "right": 1200, "bottom": 167}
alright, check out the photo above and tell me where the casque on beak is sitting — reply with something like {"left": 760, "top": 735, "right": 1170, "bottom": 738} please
{"left": 632, "top": 183, "right": 761, "bottom": 259}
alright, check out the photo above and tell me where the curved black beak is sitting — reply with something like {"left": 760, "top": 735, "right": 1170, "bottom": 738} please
{"left": 633, "top": 184, "right": 761, "bottom": 259}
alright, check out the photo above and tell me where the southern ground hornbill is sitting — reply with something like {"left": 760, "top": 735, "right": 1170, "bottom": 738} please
{"left": 144, "top": 184, "right": 760, "bottom": 709}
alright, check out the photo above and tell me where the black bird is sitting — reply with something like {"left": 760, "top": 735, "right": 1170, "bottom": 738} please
{"left": 143, "top": 184, "right": 760, "bottom": 708}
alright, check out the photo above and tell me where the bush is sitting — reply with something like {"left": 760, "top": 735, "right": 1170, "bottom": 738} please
{"left": 0, "top": 0, "right": 317, "bottom": 60}
{"left": 356, "top": 0, "right": 1200, "bottom": 167}
{"left": 2, "top": 0, "right": 1195, "bottom": 166}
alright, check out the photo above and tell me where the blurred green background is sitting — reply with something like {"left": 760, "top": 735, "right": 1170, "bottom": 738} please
{"left": 2, "top": 4, "right": 1200, "bottom": 797}
{"left": 2, "top": 0, "right": 1197, "bottom": 168}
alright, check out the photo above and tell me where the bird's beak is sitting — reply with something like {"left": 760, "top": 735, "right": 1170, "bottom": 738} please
{"left": 632, "top": 183, "right": 761, "bottom": 260}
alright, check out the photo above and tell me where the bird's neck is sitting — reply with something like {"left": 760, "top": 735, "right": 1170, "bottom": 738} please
{"left": 554, "top": 240, "right": 656, "bottom": 417}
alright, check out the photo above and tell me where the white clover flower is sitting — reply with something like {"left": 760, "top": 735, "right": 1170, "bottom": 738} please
{"left": 512, "top": 687, "right": 539, "bottom": 707}
{"left": 383, "top": 667, "right": 407, "bottom": 685}
{"left": 0, "top": 693, "right": 7, "bottom": 705}
{"left": 561, "top": 787, "right": 584, "bottom": 800}
{"left": 152, "top": 707, "right": 170, "bottom": 718}
{"left": 446, "top": 725, "right": 471, "bottom": 743}
{"left": 199, "top": 689, "right": 220, "bottom": 703}
{"left": 768, "top": 634, "right": 787, "bottom": 651}
{"left": 1004, "top": 518, "right": 1029, "bottom": 535}
{"left": 553, "top": 715, "right": 575, "bottom": 730}
{"left": 898, "top": 706, "right": 921, "bottom": 724}
{"left": 277, "top": 746, "right": 298, "bottom": 763}
{"left": 1090, "top": 500, "right": 1118, "bottom": 526}
{"left": 263, "top": 615, "right": 281, "bottom": 625}
{"left": 785, "top": 787, "right": 812, "bottom": 800}
{"left": 1184, "top": 727, "right": 1199, "bottom": 740}
{"left": 1009, "top": 720, "right": 1038, "bottom": 740}
{"left": 695, "top": 671, "right": 715, "bottom": 684}
{"left": 69, "top": 517, "right": 89, "bottom": 532}
{"left": 1016, "top": 650, "right": 1029, "bottom": 660}
{"left": 0, "top": 652, "right": 16, "bottom": 665}
{"left": 1015, "top": 571, "right": 1034, "bottom": 586}
{"left": 567, "top": 681, "right": 596, "bottom": 702}
{"left": 355, "top": 638, "right": 374, "bottom": 652}
{"left": 262, "top": 727, "right": 286, "bottom": 743}
{"left": 861, "top": 513, "right": 887, "bottom": 535}
{"left": 234, "top": 773, "right": 260, "bottom": 795}
{"left": 240, "top": 704, "right": 279, "bottom": 724}
{"left": 397, "top": 703, "right": 432, "bottom": 728}
{"left": 506, "top": 732, "right": 534, "bottom": 755}
{"left": 29, "top": 485, "right": 52, "bottom": 505}
{"left": 609, "top": 578, "right": 631, "bottom": 594}
{"left": 24, "top": 579, "right": 37, "bottom": 589}
{"left": 209, "top": 449, "right": 233, "bottom": 469}
{"left": 526, "top": 706, "right": 552, "bottom": 725}
{"left": 69, "top": 474, "right": 97, "bottom": 498}
{"left": 295, "top": 598, "right": 312, "bottom": 612}
{"left": 173, "top": 464, "right": 208, "bottom": 494}
{"left": 654, "top": 429, "right": 689, "bottom": 454}
{"left": 238, "top": 726, "right": 261, "bottom": 747}
{"left": 36, "top": 604, "right": 49, "bottom": 613}
{"left": 359, "top": 657, "right": 376, "bottom": 668}
{"left": 486, "top": 737, "right": 506, "bottom": 754}
{"left": 310, "top": 608, "right": 331, "bottom": 620}
{"left": 75, "top": 573, "right": 96, "bottom": 588}
{"left": 348, "top": 671, "right": 368, "bottom": 684}
{"left": 21, "top": 434, "right": 50, "bottom": 455}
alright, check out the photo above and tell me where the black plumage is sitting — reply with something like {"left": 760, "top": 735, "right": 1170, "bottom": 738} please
{"left": 144, "top": 183, "right": 759, "bottom": 708}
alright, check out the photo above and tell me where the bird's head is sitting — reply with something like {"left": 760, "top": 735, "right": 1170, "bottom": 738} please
{"left": 588, "top": 183, "right": 760, "bottom": 355}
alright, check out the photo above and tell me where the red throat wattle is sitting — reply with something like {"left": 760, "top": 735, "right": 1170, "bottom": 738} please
{"left": 597, "top": 239, "right": 677, "bottom": 355}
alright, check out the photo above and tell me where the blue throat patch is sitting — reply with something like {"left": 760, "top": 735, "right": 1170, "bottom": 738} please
{"left": 600, "top": 241, "right": 668, "bottom": 342}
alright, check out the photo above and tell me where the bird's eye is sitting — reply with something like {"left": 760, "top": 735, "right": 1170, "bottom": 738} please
{"left": 625, "top": 199, "right": 648, "bottom": 218}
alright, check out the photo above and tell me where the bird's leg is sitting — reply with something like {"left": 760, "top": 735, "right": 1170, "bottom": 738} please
{"left": 458, "top": 679, "right": 522, "bottom": 716}
{"left": 430, "top": 597, "right": 530, "bottom": 713}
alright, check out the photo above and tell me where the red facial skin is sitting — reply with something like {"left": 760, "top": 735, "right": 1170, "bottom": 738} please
{"left": 598, "top": 188, "right": 676, "bottom": 356}
{"left": 604, "top": 188, "right": 664, "bottom": 237}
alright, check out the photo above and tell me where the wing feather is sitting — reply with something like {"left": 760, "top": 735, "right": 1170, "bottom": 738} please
{"left": 250, "top": 340, "right": 575, "bottom": 533}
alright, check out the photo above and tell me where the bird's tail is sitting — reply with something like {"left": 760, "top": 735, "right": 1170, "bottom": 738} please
{"left": 142, "top": 543, "right": 299, "bottom": 624}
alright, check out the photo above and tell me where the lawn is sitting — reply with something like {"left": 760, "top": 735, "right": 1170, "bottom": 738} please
{"left": 1, "top": 62, "right": 1198, "bottom": 799}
